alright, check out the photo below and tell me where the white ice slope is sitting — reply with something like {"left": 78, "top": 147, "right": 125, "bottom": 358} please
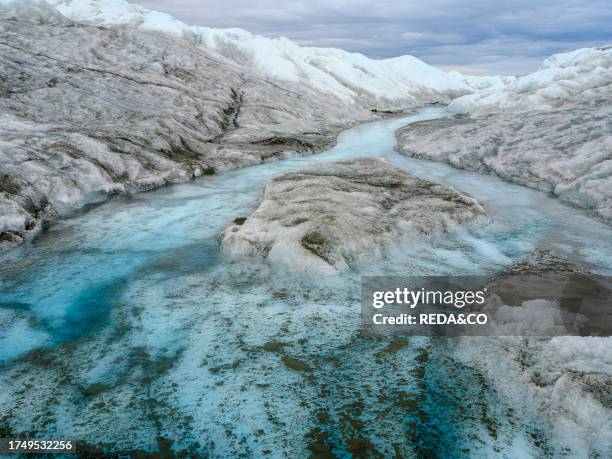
{"left": 44, "top": 0, "right": 478, "bottom": 108}
{"left": 397, "top": 45, "right": 612, "bottom": 221}
{"left": 449, "top": 46, "right": 612, "bottom": 114}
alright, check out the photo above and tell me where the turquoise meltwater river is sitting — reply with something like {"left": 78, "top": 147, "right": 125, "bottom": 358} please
{"left": 1, "top": 107, "right": 610, "bottom": 457}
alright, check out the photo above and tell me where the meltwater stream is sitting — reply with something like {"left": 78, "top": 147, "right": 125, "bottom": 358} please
{"left": 1, "top": 107, "right": 611, "bottom": 457}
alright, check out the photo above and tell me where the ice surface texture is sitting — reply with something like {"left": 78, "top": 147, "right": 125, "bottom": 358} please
{"left": 0, "top": 1, "right": 370, "bottom": 250}
{"left": 450, "top": 46, "right": 612, "bottom": 115}
{"left": 397, "top": 92, "right": 612, "bottom": 222}
{"left": 44, "top": 0, "right": 478, "bottom": 107}
{"left": 0, "top": 0, "right": 486, "bottom": 251}
{"left": 221, "top": 158, "right": 487, "bottom": 274}
{"left": 2, "top": 107, "right": 611, "bottom": 457}
{"left": 396, "top": 44, "right": 612, "bottom": 221}
{"left": 456, "top": 251, "right": 612, "bottom": 456}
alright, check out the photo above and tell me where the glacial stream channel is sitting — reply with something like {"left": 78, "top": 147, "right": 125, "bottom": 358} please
{"left": 1, "top": 107, "right": 611, "bottom": 457}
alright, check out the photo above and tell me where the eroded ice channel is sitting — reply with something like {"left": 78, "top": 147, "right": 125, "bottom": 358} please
{"left": 1, "top": 107, "right": 611, "bottom": 457}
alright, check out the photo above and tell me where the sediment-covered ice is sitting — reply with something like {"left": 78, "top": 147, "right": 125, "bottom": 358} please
{"left": 1, "top": 108, "right": 610, "bottom": 457}
{"left": 458, "top": 334, "right": 612, "bottom": 457}
{"left": 455, "top": 250, "right": 612, "bottom": 458}
{"left": 0, "top": 0, "right": 369, "bottom": 250}
{"left": 0, "top": 0, "right": 492, "bottom": 251}
{"left": 395, "top": 46, "right": 612, "bottom": 222}
{"left": 396, "top": 90, "right": 612, "bottom": 221}
{"left": 221, "top": 158, "right": 487, "bottom": 274}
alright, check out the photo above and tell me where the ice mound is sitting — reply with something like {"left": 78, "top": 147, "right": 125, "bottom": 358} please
{"left": 221, "top": 158, "right": 487, "bottom": 274}
{"left": 449, "top": 46, "right": 612, "bottom": 115}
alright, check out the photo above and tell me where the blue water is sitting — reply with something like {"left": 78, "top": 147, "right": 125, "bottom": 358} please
{"left": 0, "top": 107, "right": 610, "bottom": 456}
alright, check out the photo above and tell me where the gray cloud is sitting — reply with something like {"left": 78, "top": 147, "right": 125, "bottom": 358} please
{"left": 135, "top": 0, "right": 612, "bottom": 74}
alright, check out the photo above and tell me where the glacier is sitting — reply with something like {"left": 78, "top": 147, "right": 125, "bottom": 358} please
{"left": 4, "top": 0, "right": 609, "bottom": 250}
{"left": 2, "top": 106, "right": 611, "bottom": 457}
{"left": 397, "top": 47, "right": 612, "bottom": 221}
{"left": 43, "top": 0, "right": 482, "bottom": 107}
{"left": 0, "top": 0, "right": 611, "bottom": 456}
{"left": 0, "top": 0, "right": 369, "bottom": 250}
{"left": 0, "top": 0, "right": 493, "bottom": 251}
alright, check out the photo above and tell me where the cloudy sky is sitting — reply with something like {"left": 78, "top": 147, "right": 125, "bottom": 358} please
{"left": 135, "top": 0, "right": 612, "bottom": 75}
